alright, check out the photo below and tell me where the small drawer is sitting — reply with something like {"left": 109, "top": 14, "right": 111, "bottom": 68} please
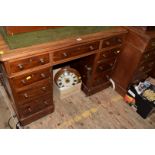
{"left": 147, "top": 38, "right": 155, "bottom": 50}
{"left": 141, "top": 50, "right": 155, "bottom": 63}
{"left": 132, "top": 73, "right": 149, "bottom": 84}
{"left": 98, "top": 48, "right": 121, "bottom": 62}
{"left": 96, "top": 58, "right": 116, "bottom": 74}
{"left": 18, "top": 94, "right": 53, "bottom": 118}
{"left": 53, "top": 41, "right": 100, "bottom": 62}
{"left": 93, "top": 70, "right": 111, "bottom": 87}
{"left": 138, "top": 61, "right": 155, "bottom": 72}
{"left": 16, "top": 79, "right": 52, "bottom": 104}
{"left": 9, "top": 53, "right": 50, "bottom": 73}
{"left": 12, "top": 68, "right": 51, "bottom": 89}
{"left": 102, "top": 35, "right": 123, "bottom": 48}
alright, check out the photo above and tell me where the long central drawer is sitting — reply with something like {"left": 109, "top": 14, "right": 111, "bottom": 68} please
{"left": 53, "top": 41, "right": 100, "bottom": 62}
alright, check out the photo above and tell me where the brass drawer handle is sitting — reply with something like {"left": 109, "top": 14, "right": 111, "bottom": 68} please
{"left": 99, "top": 66, "right": 103, "bottom": 71}
{"left": 105, "top": 41, "right": 110, "bottom": 46}
{"left": 144, "top": 53, "right": 150, "bottom": 58}
{"left": 24, "top": 93, "right": 28, "bottom": 98}
{"left": 110, "top": 63, "right": 113, "bottom": 67}
{"left": 41, "top": 86, "right": 47, "bottom": 91}
{"left": 102, "top": 54, "right": 106, "bottom": 58}
{"left": 40, "top": 58, "right": 45, "bottom": 64}
{"left": 27, "top": 107, "right": 32, "bottom": 112}
{"left": 139, "top": 66, "right": 145, "bottom": 71}
{"left": 89, "top": 45, "right": 94, "bottom": 50}
{"left": 114, "top": 50, "right": 120, "bottom": 54}
{"left": 117, "top": 38, "right": 122, "bottom": 43}
{"left": 18, "top": 64, "right": 24, "bottom": 70}
{"left": 63, "top": 52, "right": 68, "bottom": 57}
{"left": 21, "top": 79, "right": 26, "bottom": 84}
{"left": 84, "top": 65, "right": 92, "bottom": 71}
{"left": 40, "top": 73, "right": 46, "bottom": 78}
{"left": 44, "top": 101, "right": 48, "bottom": 105}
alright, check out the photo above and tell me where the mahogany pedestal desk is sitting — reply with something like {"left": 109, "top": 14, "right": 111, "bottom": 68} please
{"left": 0, "top": 27, "right": 127, "bottom": 125}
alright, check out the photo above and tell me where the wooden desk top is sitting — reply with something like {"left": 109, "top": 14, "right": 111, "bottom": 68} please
{"left": 0, "top": 27, "right": 127, "bottom": 62}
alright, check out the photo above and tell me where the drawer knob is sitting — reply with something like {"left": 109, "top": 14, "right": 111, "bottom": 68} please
{"left": 44, "top": 101, "right": 48, "bottom": 105}
{"left": 40, "top": 58, "right": 45, "bottom": 64}
{"left": 18, "top": 64, "right": 24, "bottom": 70}
{"left": 115, "top": 50, "right": 120, "bottom": 54}
{"left": 84, "top": 65, "right": 92, "bottom": 71}
{"left": 110, "top": 63, "right": 113, "bottom": 67}
{"left": 21, "top": 79, "right": 26, "bottom": 84}
{"left": 89, "top": 45, "right": 94, "bottom": 50}
{"left": 106, "top": 75, "right": 110, "bottom": 79}
{"left": 139, "top": 66, "right": 145, "bottom": 71}
{"left": 63, "top": 52, "right": 68, "bottom": 57}
{"left": 41, "top": 86, "right": 46, "bottom": 91}
{"left": 28, "top": 107, "right": 32, "bottom": 112}
{"left": 99, "top": 66, "right": 103, "bottom": 71}
{"left": 144, "top": 54, "right": 150, "bottom": 58}
{"left": 105, "top": 41, "right": 110, "bottom": 46}
{"left": 24, "top": 93, "right": 28, "bottom": 98}
{"left": 117, "top": 38, "right": 122, "bottom": 43}
{"left": 102, "top": 54, "right": 106, "bottom": 58}
{"left": 40, "top": 73, "right": 46, "bottom": 78}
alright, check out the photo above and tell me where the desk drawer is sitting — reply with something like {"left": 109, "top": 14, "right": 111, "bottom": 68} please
{"left": 9, "top": 53, "right": 50, "bottom": 74}
{"left": 93, "top": 70, "right": 111, "bottom": 87}
{"left": 53, "top": 41, "right": 99, "bottom": 62}
{"left": 18, "top": 94, "right": 53, "bottom": 118}
{"left": 12, "top": 67, "right": 51, "bottom": 89}
{"left": 98, "top": 48, "right": 121, "bottom": 62}
{"left": 102, "top": 35, "right": 123, "bottom": 48}
{"left": 147, "top": 38, "right": 155, "bottom": 50}
{"left": 96, "top": 58, "right": 116, "bottom": 74}
{"left": 16, "top": 79, "right": 52, "bottom": 104}
{"left": 141, "top": 49, "right": 155, "bottom": 63}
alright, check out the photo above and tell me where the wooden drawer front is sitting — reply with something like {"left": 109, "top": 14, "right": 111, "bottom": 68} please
{"left": 9, "top": 53, "right": 50, "bottom": 73}
{"left": 132, "top": 73, "right": 149, "bottom": 84}
{"left": 147, "top": 38, "right": 155, "bottom": 50}
{"left": 53, "top": 41, "right": 100, "bottom": 62}
{"left": 138, "top": 61, "right": 155, "bottom": 73}
{"left": 19, "top": 94, "right": 53, "bottom": 118}
{"left": 96, "top": 58, "right": 115, "bottom": 74}
{"left": 141, "top": 49, "right": 155, "bottom": 63}
{"left": 102, "top": 35, "right": 123, "bottom": 48}
{"left": 93, "top": 70, "right": 111, "bottom": 87}
{"left": 12, "top": 68, "right": 51, "bottom": 89}
{"left": 98, "top": 48, "right": 121, "bottom": 62}
{"left": 16, "top": 79, "right": 52, "bottom": 104}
